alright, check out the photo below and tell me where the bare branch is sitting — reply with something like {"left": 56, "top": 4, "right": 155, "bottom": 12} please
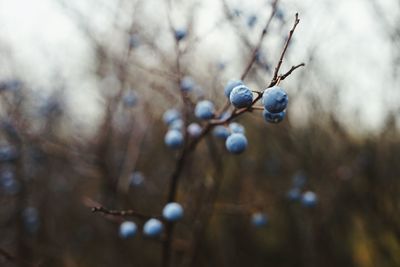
{"left": 91, "top": 206, "right": 155, "bottom": 220}
{"left": 0, "top": 247, "right": 14, "bottom": 261}
{"left": 0, "top": 247, "right": 41, "bottom": 267}
{"left": 279, "top": 63, "right": 305, "bottom": 81}
{"left": 84, "top": 197, "right": 156, "bottom": 220}
{"left": 241, "top": 0, "right": 279, "bottom": 80}
{"left": 271, "top": 13, "right": 300, "bottom": 84}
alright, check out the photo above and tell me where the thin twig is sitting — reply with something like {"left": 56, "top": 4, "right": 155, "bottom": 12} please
{"left": 214, "top": 1, "right": 281, "bottom": 121}
{"left": 250, "top": 106, "right": 265, "bottom": 111}
{"left": 240, "top": 0, "right": 279, "bottom": 80}
{"left": 207, "top": 14, "right": 303, "bottom": 126}
{"left": 91, "top": 206, "right": 155, "bottom": 220}
{"left": 280, "top": 63, "right": 306, "bottom": 81}
{"left": 85, "top": 197, "right": 155, "bottom": 220}
{"left": 0, "top": 247, "right": 41, "bottom": 267}
{"left": 0, "top": 247, "right": 14, "bottom": 261}
{"left": 271, "top": 13, "right": 300, "bottom": 84}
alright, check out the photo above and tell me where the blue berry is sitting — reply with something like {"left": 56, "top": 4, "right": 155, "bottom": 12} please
{"left": 1, "top": 120, "right": 18, "bottom": 140}
{"left": 122, "top": 90, "right": 138, "bottom": 107}
{"left": 232, "top": 8, "right": 242, "bottom": 17}
{"left": 143, "top": 218, "right": 163, "bottom": 237}
{"left": 224, "top": 80, "right": 243, "bottom": 98}
{"left": 119, "top": 221, "right": 137, "bottom": 239}
{"left": 263, "top": 109, "right": 286, "bottom": 123}
{"left": 292, "top": 171, "right": 307, "bottom": 188}
{"left": 217, "top": 61, "right": 226, "bottom": 70}
{"left": 129, "top": 34, "right": 140, "bottom": 48}
{"left": 229, "top": 122, "right": 245, "bottom": 134}
{"left": 162, "top": 202, "right": 184, "bottom": 222}
{"left": 213, "top": 126, "right": 231, "bottom": 140}
{"left": 262, "top": 86, "right": 288, "bottom": 113}
{"left": 129, "top": 172, "right": 144, "bottom": 187}
{"left": 251, "top": 212, "right": 268, "bottom": 228}
{"left": 286, "top": 187, "right": 301, "bottom": 202}
{"left": 225, "top": 133, "right": 248, "bottom": 154}
{"left": 247, "top": 15, "right": 257, "bottom": 28}
{"left": 229, "top": 85, "right": 253, "bottom": 108}
{"left": 195, "top": 100, "right": 215, "bottom": 120}
{"left": 164, "top": 130, "right": 184, "bottom": 149}
{"left": 255, "top": 50, "right": 266, "bottom": 65}
{"left": 4, "top": 179, "right": 20, "bottom": 195}
{"left": 301, "top": 191, "right": 317, "bottom": 207}
{"left": 1, "top": 170, "right": 19, "bottom": 195}
{"left": 175, "top": 29, "right": 187, "bottom": 41}
{"left": 22, "top": 207, "right": 40, "bottom": 234}
{"left": 163, "top": 109, "right": 181, "bottom": 125}
{"left": 180, "top": 76, "right": 194, "bottom": 92}
{"left": 0, "top": 145, "right": 18, "bottom": 162}
{"left": 169, "top": 119, "right": 184, "bottom": 131}
{"left": 276, "top": 8, "right": 285, "bottom": 21}
{"left": 187, "top": 123, "right": 202, "bottom": 138}
{"left": 0, "top": 79, "right": 22, "bottom": 92}
{"left": 39, "top": 97, "right": 63, "bottom": 116}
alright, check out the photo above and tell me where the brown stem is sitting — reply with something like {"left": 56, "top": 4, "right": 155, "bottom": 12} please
{"left": 162, "top": 1, "right": 192, "bottom": 266}
{"left": 90, "top": 204, "right": 156, "bottom": 220}
{"left": 271, "top": 13, "right": 300, "bottom": 84}
{"left": 240, "top": 0, "right": 279, "bottom": 80}
{"left": 189, "top": 136, "right": 225, "bottom": 267}
{"left": 280, "top": 63, "right": 306, "bottom": 81}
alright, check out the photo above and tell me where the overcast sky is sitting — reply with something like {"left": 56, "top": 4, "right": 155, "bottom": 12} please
{"left": 0, "top": 0, "right": 398, "bottom": 132}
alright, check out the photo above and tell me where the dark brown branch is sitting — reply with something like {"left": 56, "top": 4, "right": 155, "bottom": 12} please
{"left": 188, "top": 136, "right": 225, "bottom": 267}
{"left": 198, "top": 14, "right": 303, "bottom": 129}
{"left": 240, "top": 0, "right": 279, "bottom": 80}
{"left": 0, "top": 247, "right": 14, "bottom": 261}
{"left": 0, "top": 247, "right": 41, "bottom": 267}
{"left": 162, "top": 1, "right": 195, "bottom": 266}
{"left": 91, "top": 206, "right": 155, "bottom": 220}
{"left": 279, "top": 63, "right": 306, "bottom": 81}
{"left": 271, "top": 13, "right": 300, "bottom": 84}
{"left": 85, "top": 197, "right": 155, "bottom": 220}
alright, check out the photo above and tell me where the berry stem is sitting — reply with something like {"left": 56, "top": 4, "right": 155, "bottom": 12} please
{"left": 251, "top": 106, "right": 265, "bottom": 111}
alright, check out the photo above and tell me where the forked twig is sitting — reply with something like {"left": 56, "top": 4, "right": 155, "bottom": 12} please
{"left": 241, "top": 0, "right": 280, "bottom": 80}
{"left": 271, "top": 13, "right": 300, "bottom": 84}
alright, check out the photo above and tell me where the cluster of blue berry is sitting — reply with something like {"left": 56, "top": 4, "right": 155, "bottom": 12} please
{"left": 163, "top": 79, "right": 288, "bottom": 155}
{"left": 287, "top": 171, "right": 318, "bottom": 207}
{"left": 119, "top": 202, "right": 184, "bottom": 239}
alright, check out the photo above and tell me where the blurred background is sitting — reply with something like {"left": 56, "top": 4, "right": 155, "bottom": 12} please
{"left": 0, "top": 0, "right": 399, "bottom": 266}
